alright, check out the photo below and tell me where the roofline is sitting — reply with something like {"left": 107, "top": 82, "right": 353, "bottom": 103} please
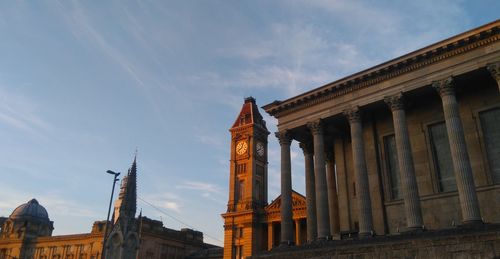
{"left": 262, "top": 19, "right": 500, "bottom": 115}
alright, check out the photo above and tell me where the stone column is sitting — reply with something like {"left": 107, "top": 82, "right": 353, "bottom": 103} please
{"left": 307, "top": 120, "right": 331, "bottom": 239}
{"left": 299, "top": 142, "right": 317, "bottom": 242}
{"left": 275, "top": 131, "right": 294, "bottom": 245}
{"left": 487, "top": 62, "right": 500, "bottom": 91}
{"left": 267, "top": 223, "right": 274, "bottom": 250}
{"left": 295, "top": 220, "right": 301, "bottom": 245}
{"left": 343, "top": 107, "right": 374, "bottom": 236}
{"left": 384, "top": 93, "right": 423, "bottom": 229}
{"left": 325, "top": 149, "right": 340, "bottom": 236}
{"left": 432, "top": 78, "right": 482, "bottom": 223}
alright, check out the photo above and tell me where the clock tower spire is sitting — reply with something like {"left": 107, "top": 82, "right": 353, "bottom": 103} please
{"left": 222, "top": 97, "right": 269, "bottom": 259}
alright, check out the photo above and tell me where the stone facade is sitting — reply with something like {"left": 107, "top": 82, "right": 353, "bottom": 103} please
{"left": 0, "top": 158, "right": 220, "bottom": 259}
{"left": 253, "top": 20, "right": 500, "bottom": 258}
{"left": 250, "top": 225, "right": 500, "bottom": 259}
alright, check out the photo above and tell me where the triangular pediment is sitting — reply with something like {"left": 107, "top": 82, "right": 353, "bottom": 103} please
{"left": 265, "top": 190, "right": 306, "bottom": 211}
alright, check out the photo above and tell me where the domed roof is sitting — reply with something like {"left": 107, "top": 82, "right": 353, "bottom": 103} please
{"left": 10, "top": 199, "right": 50, "bottom": 221}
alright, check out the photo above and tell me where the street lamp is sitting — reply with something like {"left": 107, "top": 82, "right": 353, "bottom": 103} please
{"left": 101, "top": 170, "right": 120, "bottom": 259}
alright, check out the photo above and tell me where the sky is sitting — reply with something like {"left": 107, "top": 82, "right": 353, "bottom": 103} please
{"left": 0, "top": 1, "right": 498, "bottom": 246}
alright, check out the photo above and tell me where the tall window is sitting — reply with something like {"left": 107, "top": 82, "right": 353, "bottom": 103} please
{"left": 237, "top": 180, "right": 245, "bottom": 201}
{"left": 236, "top": 163, "right": 246, "bottom": 175}
{"left": 479, "top": 107, "right": 500, "bottom": 183}
{"left": 384, "top": 135, "right": 401, "bottom": 199}
{"left": 255, "top": 181, "right": 261, "bottom": 201}
{"left": 235, "top": 245, "right": 244, "bottom": 259}
{"left": 429, "top": 122, "right": 457, "bottom": 192}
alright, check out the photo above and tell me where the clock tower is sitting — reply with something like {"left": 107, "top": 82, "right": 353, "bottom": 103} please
{"left": 222, "top": 97, "right": 269, "bottom": 259}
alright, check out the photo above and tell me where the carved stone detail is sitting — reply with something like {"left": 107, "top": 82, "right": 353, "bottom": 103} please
{"left": 343, "top": 107, "right": 361, "bottom": 124}
{"left": 487, "top": 62, "right": 500, "bottom": 86}
{"left": 432, "top": 77, "right": 455, "bottom": 97}
{"left": 299, "top": 142, "right": 313, "bottom": 155}
{"left": 275, "top": 131, "right": 292, "bottom": 146}
{"left": 307, "top": 120, "right": 323, "bottom": 135}
{"left": 384, "top": 93, "right": 405, "bottom": 111}
{"left": 324, "top": 149, "right": 334, "bottom": 163}
{"left": 486, "top": 62, "right": 500, "bottom": 81}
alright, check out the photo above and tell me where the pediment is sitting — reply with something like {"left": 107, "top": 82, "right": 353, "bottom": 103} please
{"left": 265, "top": 190, "right": 306, "bottom": 211}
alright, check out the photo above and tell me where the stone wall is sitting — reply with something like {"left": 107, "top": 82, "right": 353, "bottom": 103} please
{"left": 250, "top": 225, "right": 500, "bottom": 259}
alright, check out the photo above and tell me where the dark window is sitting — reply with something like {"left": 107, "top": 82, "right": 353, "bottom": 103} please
{"left": 237, "top": 180, "right": 245, "bottom": 201}
{"left": 429, "top": 122, "right": 457, "bottom": 192}
{"left": 480, "top": 107, "right": 500, "bottom": 183}
{"left": 236, "top": 163, "right": 246, "bottom": 174}
{"left": 255, "top": 181, "right": 261, "bottom": 201}
{"left": 384, "top": 135, "right": 401, "bottom": 199}
{"left": 256, "top": 165, "right": 264, "bottom": 177}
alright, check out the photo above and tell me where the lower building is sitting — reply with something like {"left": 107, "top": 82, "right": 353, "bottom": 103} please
{"left": 0, "top": 158, "right": 221, "bottom": 259}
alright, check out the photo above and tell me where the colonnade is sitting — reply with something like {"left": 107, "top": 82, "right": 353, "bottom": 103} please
{"left": 275, "top": 75, "right": 496, "bottom": 245}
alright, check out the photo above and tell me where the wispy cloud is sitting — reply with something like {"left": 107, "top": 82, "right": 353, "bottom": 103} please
{"left": 194, "top": 128, "right": 226, "bottom": 151}
{"left": 177, "top": 181, "right": 226, "bottom": 205}
{"left": 140, "top": 192, "right": 182, "bottom": 213}
{"left": 0, "top": 87, "right": 52, "bottom": 139}
{"left": 53, "top": 1, "right": 176, "bottom": 131}
{"left": 178, "top": 181, "right": 224, "bottom": 195}
{"left": 0, "top": 185, "right": 99, "bottom": 221}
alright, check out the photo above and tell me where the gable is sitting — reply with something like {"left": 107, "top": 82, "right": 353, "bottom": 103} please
{"left": 265, "top": 190, "right": 306, "bottom": 212}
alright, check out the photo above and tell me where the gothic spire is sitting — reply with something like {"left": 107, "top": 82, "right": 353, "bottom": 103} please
{"left": 113, "top": 155, "right": 138, "bottom": 223}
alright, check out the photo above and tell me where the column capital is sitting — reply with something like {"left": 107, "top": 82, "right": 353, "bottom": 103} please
{"left": 299, "top": 142, "right": 313, "bottom": 155}
{"left": 487, "top": 62, "right": 500, "bottom": 83}
{"left": 324, "top": 149, "right": 334, "bottom": 163}
{"left": 432, "top": 77, "right": 455, "bottom": 97}
{"left": 343, "top": 106, "right": 361, "bottom": 124}
{"left": 307, "top": 120, "right": 324, "bottom": 136}
{"left": 275, "top": 131, "right": 292, "bottom": 146}
{"left": 384, "top": 93, "right": 405, "bottom": 111}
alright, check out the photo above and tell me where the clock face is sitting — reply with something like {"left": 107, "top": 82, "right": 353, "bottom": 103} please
{"left": 236, "top": 141, "right": 248, "bottom": 155}
{"left": 256, "top": 142, "right": 265, "bottom": 157}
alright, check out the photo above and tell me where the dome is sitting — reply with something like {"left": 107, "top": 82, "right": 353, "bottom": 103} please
{"left": 10, "top": 199, "right": 50, "bottom": 222}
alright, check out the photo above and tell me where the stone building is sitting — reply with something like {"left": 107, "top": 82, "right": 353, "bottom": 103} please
{"left": 224, "top": 20, "right": 500, "bottom": 258}
{"left": 0, "top": 158, "right": 221, "bottom": 259}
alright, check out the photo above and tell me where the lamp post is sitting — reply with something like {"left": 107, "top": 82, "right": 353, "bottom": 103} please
{"left": 101, "top": 170, "right": 120, "bottom": 259}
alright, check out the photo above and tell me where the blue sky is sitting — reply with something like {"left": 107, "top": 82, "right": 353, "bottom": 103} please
{"left": 0, "top": 1, "right": 498, "bottom": 246}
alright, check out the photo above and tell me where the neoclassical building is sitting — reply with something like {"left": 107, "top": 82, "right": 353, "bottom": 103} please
{"left": 262, "top": 19, "right": 500, "bottom": 246}
{"left": 224, "top": 20, "right": 500, "bottom": 259}
{"left": 0, "top": 158, "right": 220, "bottom": 259}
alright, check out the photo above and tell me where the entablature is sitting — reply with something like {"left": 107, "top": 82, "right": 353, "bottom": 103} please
{"left": 264, "top": 20, "right": 500, "bottom": 130}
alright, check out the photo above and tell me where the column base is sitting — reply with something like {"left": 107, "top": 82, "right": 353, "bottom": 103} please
{"left": 399, "top": 226, "right": 426, "bottom": 235}
{"left": 459, "top": 219, "right": 484, "bottom": 229}
{"left": 305, "top": 239, "right": 316, "bottom": 244}
{"left": 279, "top": 241, "right": 295, "bottom": 247}
{"left": 330, "top": 234, "right": 341, "bottom": 240}
{"left": 358, "top": 231, "right": 374, "bottom": 239}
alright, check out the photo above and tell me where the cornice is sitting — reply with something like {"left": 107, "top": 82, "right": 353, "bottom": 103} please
{"left": 263, "top": 20, "right": 500, "bottom": 118}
